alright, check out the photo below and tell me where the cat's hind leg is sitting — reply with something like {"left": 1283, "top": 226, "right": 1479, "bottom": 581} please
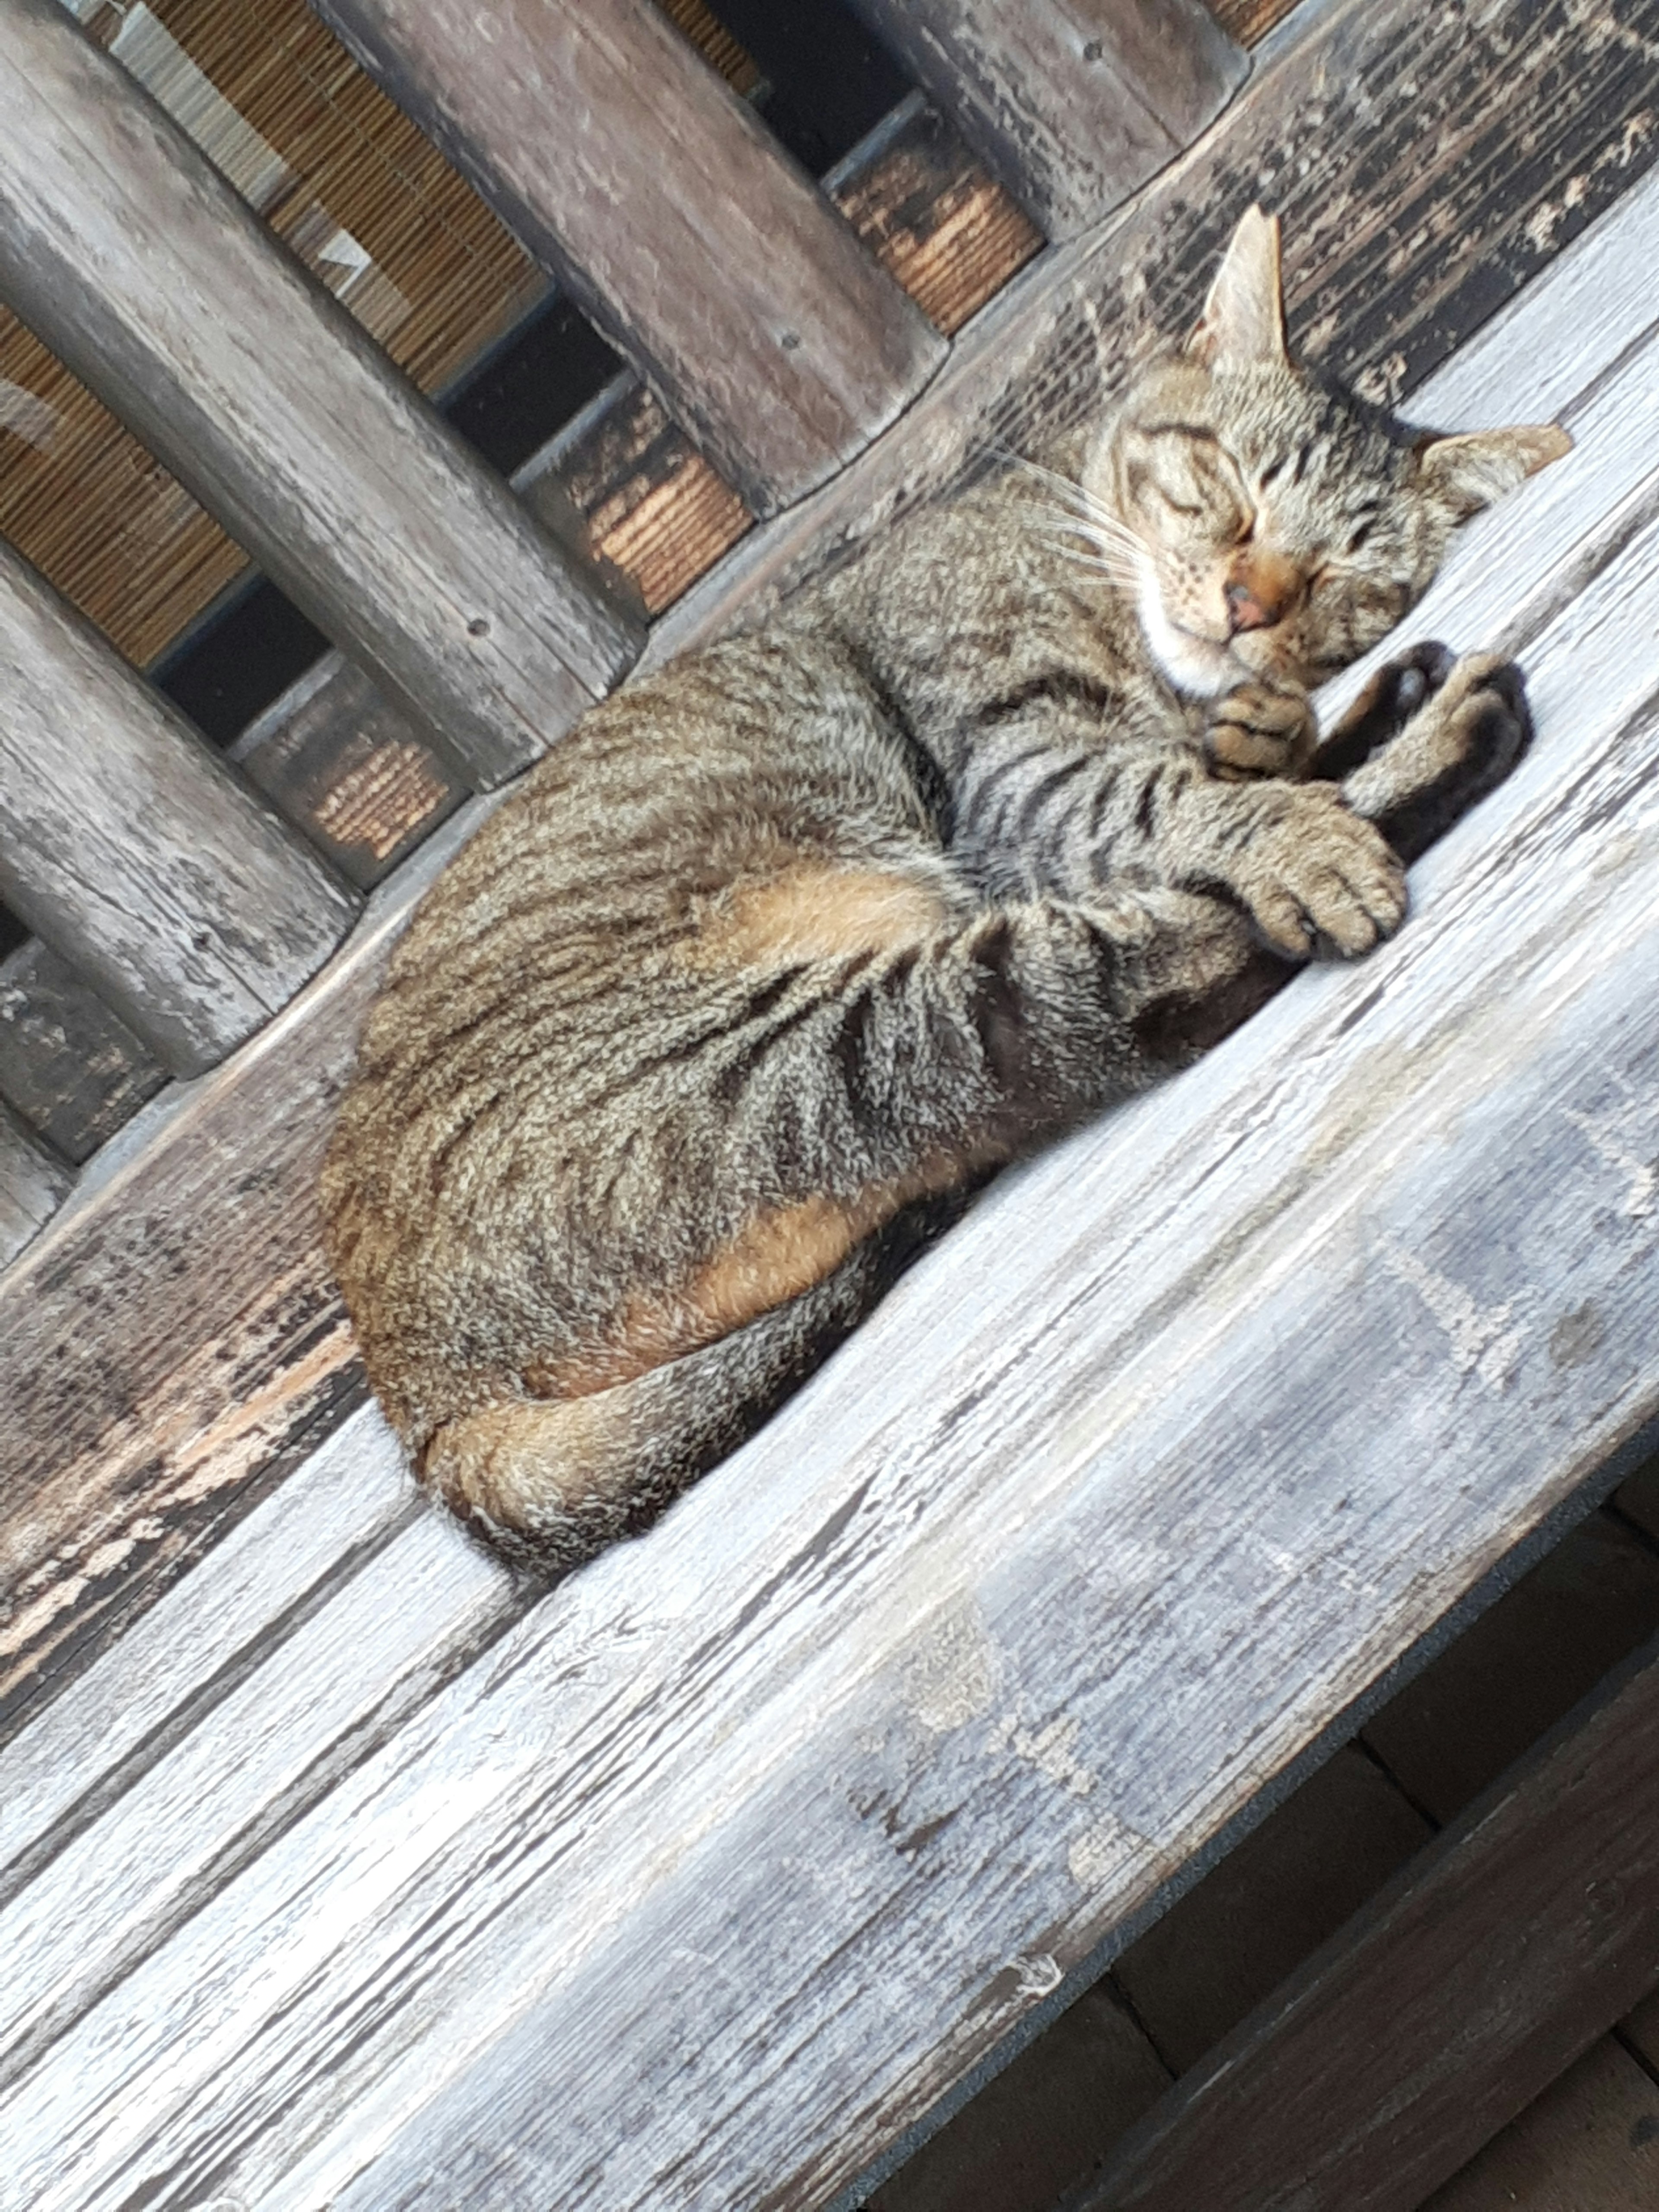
{"left": 420, "top": 1198, "right": 960, "bottom": 1575}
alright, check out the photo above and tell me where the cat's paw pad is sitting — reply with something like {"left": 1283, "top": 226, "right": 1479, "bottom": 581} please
{"left": 1416, "top": 650, "right": 1532, "bottom": 790}
{"left": 1313, "top": 640, "right": 1456, "bottom": 777}
{"left": 1204, "top": 680, "right": 1318, "bottom": 781}
{"left": 1234, "top": 791, "right": 1408, "bottom": 959}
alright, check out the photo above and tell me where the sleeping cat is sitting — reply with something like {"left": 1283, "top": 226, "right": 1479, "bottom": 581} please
{"left": 323, "top": 208, "right": 1569, "bottom": 1572}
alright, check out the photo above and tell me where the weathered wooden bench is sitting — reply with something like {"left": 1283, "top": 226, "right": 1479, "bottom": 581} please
{"left": 4, "top": 0, "right": 1659, "bottom": 2205}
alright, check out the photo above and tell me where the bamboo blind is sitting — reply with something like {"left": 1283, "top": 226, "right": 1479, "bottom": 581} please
{"left": 0, "top": 0, "right": 760, "bottom": 674}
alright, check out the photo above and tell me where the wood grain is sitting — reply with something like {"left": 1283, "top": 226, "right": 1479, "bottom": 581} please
{"left": 0, "top": 1100, "right": 67, "bottom": 1269}
{"left": 842, "top": 0, "right": 1246, "bottom": 238}
{"left": 0, "top": 537, "right": 356, "bottom": 1076}
{"left": 0, "top": 0, "right": 640, "bottom": 791}
{"left": 827, "top": 93, "right": 1044, "bottom": 338}
{"left": 0, "top": 1249, "right": 363, "bottom": 1748}
{"left": 9, "top": 178, "right": 1659, "bottom": 2206}
{"left": 3, "top": 0, "right": 1654, "bottom": 1782}
{"left": 308, "top": 0, "right": 945, "bottom": 518}
{"left": 0, "top": 938, "right": 166, "bottom": 1166}
{"left": 1419, "top": 2038, "right": 1659, "bottom": 2212}
{"left": 0, "top": 798, "right": 494, "bottom": 1673}
{"left": 1080, "top": 1643, "right": 1659, "bottom": 2212}
{"left": 0, "top": 1405, "right": 411, "bottom": 1891}
{"left": 230, "top": 654, "right": 466, "bottom": 893}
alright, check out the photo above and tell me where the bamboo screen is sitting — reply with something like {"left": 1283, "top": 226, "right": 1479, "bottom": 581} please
{"left": 0, "top": 0, "right": 760, "bottom": 676}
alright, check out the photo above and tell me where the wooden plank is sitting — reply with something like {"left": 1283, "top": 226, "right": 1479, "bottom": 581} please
{"left": 0, "top": 538, "right": 357, "bottom": 1076}
{"left": 1420, "top": 2037, "right": 1659, "bottom": 2211}
{"left": 1360, "top": 1512, "right": 1659, "bottom": 1824}
{"left": 0, "top": 791, "right": 493, "bottom": 1646}
{"left": 9, "top": 248, "right": 1659, "bottom": 2208}
{"left": 229, "top": 654, "right": 466, "bottom": 894}
{"left": 0, "top": 1475, "right": 516, "bottom": 2096}
{"left": 1077, "top": 1643, "right": 1659, "bottom": 2212}
{"left": 841, "top": 0, "right": 1246, "bottom": 239}
{"left": 869, "top": 1983, "right": 1170, "bottom": 2212}
{"left": 0, "top": 0, "right": 1652, "bottom": 1777}
{"left": 0, "top": 938, "right": 166, "bottom": 1165}
{"left": 0, "top": 1405, "right": 410, "bottom": 1887}
{"left": 308, "top": 0, "right": 947, "bottom": 518}
{"left": 0, "top": 1100, "right": 67, "bottom": 1269}
{"left": 0, "top": 0, "right": 640, "bottom": 793}
{"left": 1109, "top": 1748, "right": 1433, "bottom": 2074}
{"left": 0, "top": 1252, "right": 363, "bottom": 1751}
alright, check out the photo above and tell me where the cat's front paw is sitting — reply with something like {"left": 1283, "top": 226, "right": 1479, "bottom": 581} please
{"left": 1343, "top": 650, "right": 1533, "bottom": 863}
{"left": 1204, "top": 679, "right": 1318, "bottom": 782}
{"left": 1310, "top": 640, "right": 1457, "bottom": 780}
{"left": 1225, "top": 787, "right": 1408, "bottom": 958}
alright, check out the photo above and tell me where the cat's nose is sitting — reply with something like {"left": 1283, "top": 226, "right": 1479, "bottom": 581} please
{"left": 1224, "top": 580, "right": 1281, "bottom": 633}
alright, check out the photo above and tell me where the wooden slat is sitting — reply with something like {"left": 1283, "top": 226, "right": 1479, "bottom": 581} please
{"left": 0, "top": 1252, "right": 362, "bottom": 1749}
{"left": 0, "top": 938, "right": 166, "bottom": 1166}
{"left": 0, "top": 1405, "right": 410, "bottom": 1888}
{"left": 9, "top": 167, "right": 1659, "bottom": 2210}
{"left": 2, "top": 0, "right": 1652, "bottom": 1773}
{"left": 1079, "top": 1641, "right": 1659, "bottom": 2212}
{"left": 842, "top": 0, "right": 1246, "bottom": 239}
{"left": 1420, "top": 2037, "right": 1659, "bottom": 2212}
{"left": 229, "top": 654, "right": 466, "bottom": 893}
{"left": 0, "top": 0, "right": 640, "bottom": 792}
{"left": 0, "top": 1478, "right": 515, "bottom": 2096}
{"left": 0, "top": 539, "right": 356, "bottom": 1077}
{"left": 0, "top": 1099, "right": 67, "bottom": 1269}
{"left": 307, "top": 0, "right": 947, "bottom": 517}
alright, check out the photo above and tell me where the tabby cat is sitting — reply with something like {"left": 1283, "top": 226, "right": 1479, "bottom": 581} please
{"left": 323, "top": 210, "right": 1568, "bottom": 1572}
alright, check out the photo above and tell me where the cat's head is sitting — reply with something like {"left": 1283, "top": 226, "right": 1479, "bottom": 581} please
{"left": 1076, "top": 207, "right": 1570, "bottom": 697}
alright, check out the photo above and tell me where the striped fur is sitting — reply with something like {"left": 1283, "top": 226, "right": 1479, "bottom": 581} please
{"left": 323, "top": 210, "right": 1568, "bottom": 1572}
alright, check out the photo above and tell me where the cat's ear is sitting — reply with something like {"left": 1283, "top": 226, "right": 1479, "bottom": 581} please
{"left": 1414, "top": 423, "right": 1573, "bottom": 518}
{"left": 1188, "top": 206, "right": 1288, "bottom": 370}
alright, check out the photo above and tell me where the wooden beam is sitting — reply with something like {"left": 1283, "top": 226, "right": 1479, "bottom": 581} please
{"left": 0, "top": 0, "right": 641, "bottom": 793}
{"left": 1080, "top": 1640, "right": 1659, "bottom": 2212}
{"left": 0, "top": 540, "right": 356, "bottom": 1077}
{"left": 307, "top": 0, "right": 947, "bottom": 518}
{"left": 841, "top": 0, "right": 1246, "bottom": 239}
{"left": 0, "top": 1101, "right": 68, "bottom": 1270}
{"left": 11, "top": 148, "right": 1659, "bottom": 2209}
{"left": 3, "top": 0, "right": 1653, "bottom": 1765}
{"left": 0, "top": 938, "right": 166, "bottom": 1166}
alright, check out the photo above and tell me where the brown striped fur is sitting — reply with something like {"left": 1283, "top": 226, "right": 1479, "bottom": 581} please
{"left": 323, "top": 211, "right": 1568, "bottom": 1572}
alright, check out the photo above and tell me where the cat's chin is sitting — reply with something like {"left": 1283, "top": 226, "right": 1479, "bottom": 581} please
{"left": 1136, "top": 585, "right": 1242, "bottom": 699}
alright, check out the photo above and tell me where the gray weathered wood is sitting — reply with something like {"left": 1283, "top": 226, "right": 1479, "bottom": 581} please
{"left": 7, "top": 196, "right": 1659, "bottom": 2206}
{"left": 842, "top": 0, "right": 1247, "bottom": 238}
{"left": 0, "top": 538, "right": 357, "bottom": 1077}
{"left": 0, "top": 937, "right": 166, "bottom": 1166}
{"left": 0, "top": 0, "right": 640, "bottom": 792}
{"left": 307, "top": 0, "right": 946, "bottom": 518}
{"left": 1080, "top": 1640, "right": 1659, "bottom": 2212}
{"left": 0, "top": 1100, "right": 68, "bottom": 1270}
{"left": 0, "top": 1488, "right": 515, "bottom": 2095}
{"left": 0, "top": 1406, "right": 412, "bottom": 1888}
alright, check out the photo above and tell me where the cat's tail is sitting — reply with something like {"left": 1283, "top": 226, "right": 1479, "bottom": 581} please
{"left": 420, "top": 1197, "right": 961, "bottom": 1574}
